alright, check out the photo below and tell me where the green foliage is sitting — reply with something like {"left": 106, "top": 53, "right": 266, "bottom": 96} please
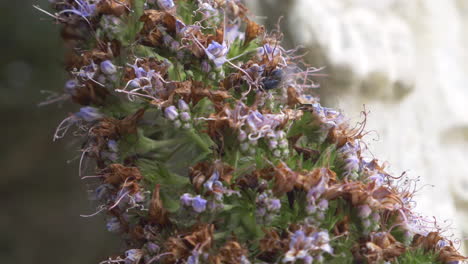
{"left": 396, "top": 248, "right": 442, "bottom": 264}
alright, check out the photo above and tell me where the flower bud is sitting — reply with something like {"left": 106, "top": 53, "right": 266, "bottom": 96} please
{"left": 76, "top": 107, "right": 103, "bottom": 122}
{"left": 357, "top": 205, "right": 372, "bottom": 219}
{"left": 268, "top": 140, "right": 278, "bottom": 149}
{"left": 180, "top": 193, "right": 193, "bottom": 207}
{"left": 157, "top": 0, "right": 175, "bottom": 10}
{"left": 201, "top": 60, "right": 211, "bottom": 73}
{"left": 164, "top": 105, "right": 179, "bottom": 120}
{"left": 64, "top": 79, "right": 79, "bottom": 95}
{"left": 180, "top": 112, "right": 191, "bottom": 122}
{"left": 238, "top": 130, "right": 247, "bottom": 142}
{"left": 273, "top": 149, "right": 281, "bottom": 158}
{"left": 279, "top": 139, "right": 288, "bottom": 148}
{"left": 146, "top": 242, "right": 160, "bottom": 254}
{"left": 178, "top": 99, "right": 190, "bottom": 111}
{"left": 100, "top": 60, "right": 117, "bottom": 75}
{"left": 106, "top": 217, "right": 121, "bottom": 233}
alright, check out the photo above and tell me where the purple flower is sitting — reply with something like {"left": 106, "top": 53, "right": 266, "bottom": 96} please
{"left": 192, "top": 195, "right": 207, "bottom": 213}
{"left": 106, "top": 217, "right": 121, "bottom": 233}
{"left": 100, "top": 60, "right": 117, "bottom": 75}
{"left": 206, "top": 41, "right": 229, "bottom": 68}
{"left": 75, "top": 106, "right": 103, "bottom": 122}
{"left": 180, "top": 193, "right": 193, "bottom": 206}
{"left": 180, "top": 112, "right": 191, "bottom": 122}
{"left": 145, "top": 242, "right": 160, "bottom": 254}
{"left": 317, "top": 199, "right": 328, "bottom": 211}
{"left": 64, "top": 79, "right": 79, "bottom": 95}
{"left": 267, "top": 198, "right": 281, "bottom": 211}
{"left": 178, "top": 99, "right": 190, "bottom": 111}
{"left": 107, "top": 140, "right": 118, "bottom": 152}
{"left": 225, "top": 23, "right": 244, "bottom": 44}
{"left": 357, "top": 205, "right": 372, "bottom": 219}
{"left": 58, "top": 0, "right": 97, "bottom": 18}
{"left": 257, "top": 44, "right": 281, "bottom": 59}
{"left": 157, "top": 0, "right": 175, "bottom": 10}
{"left": 164, "top": 106, "right": 179, "bottom": 120}
{"left": 125, "top": 249, "right": 143, "bottom": 263}
{"left": 201, "top": 60, "right": 211, "bottom": 73}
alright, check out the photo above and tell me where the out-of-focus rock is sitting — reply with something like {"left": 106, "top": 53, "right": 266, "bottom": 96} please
{"left": 250, "top": 0, "right": 468, "bottom": 251}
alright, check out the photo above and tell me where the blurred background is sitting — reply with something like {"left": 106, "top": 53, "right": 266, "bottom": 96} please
{"left": 1, "top": 0, "right": 467, "bottom": 263}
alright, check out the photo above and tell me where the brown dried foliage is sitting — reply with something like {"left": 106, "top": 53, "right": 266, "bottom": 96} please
{"left": 189, "top": 161, "right": 234, "bottom": 192}
{"left": 210, "top": 240, "right": 248, "bottom": 264}
{"left": 353, "top": 232, "right": 405, "bottom": 263}
{"left": 97, "top": 0, "right": 131, "bottom": 17}
{"left": 245, "top": 19, "right": 264, "bottom": 45}
{"left": 164, "top": 224, "right": 214, "bottom": 263}
{"left": 148, "top": 184, "right": 170, "bottom": 225}
{"left": 102, "top": 163, "right": 142, "bottom": 193}
{"left": 412, "top": 232, "right": 467, "bottom": 263}
{"left": 139, "top": 10, "right": 176, "bottom": 47}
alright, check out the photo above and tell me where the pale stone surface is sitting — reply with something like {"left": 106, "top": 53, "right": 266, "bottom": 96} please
{"left": 250, "top": 0, "right": 468, "bottom": 249}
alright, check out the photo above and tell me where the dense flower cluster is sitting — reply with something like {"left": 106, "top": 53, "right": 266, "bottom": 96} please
{"left": 39, "top": 0, "right": 466, "bottom": 263}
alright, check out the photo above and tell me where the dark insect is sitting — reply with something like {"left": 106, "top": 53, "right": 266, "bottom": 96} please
{"left": 262, "top": 68, "right": 284, "bottom": 90}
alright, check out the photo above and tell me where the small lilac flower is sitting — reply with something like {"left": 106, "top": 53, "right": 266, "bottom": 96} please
{"left": 125, "top": 249, "right": 143, "bottom": 263}
{"left": 357, "top": 205, "right": 372, "bottom": 219}
{"left": 145, "top": 242, "right": 160, "bottom": 254}
{"left": 268, "top": 140, "right": 278, "bottom": 149}
{"left": 75, "top": 106, "right": 103, "bottom": 122}
{"left": 108, "top": 140, "right": 118, "bottom": 152}
{"left": 170, "top": 41, "right": 180, "bottom": 52}
{"left": 180, "top": 193, "right": 193, "bottom": 206}
{"left": 133, "top": 192, "right": 145, "bottom": 203}
{"left": 180, "top": 112, "right": 191, "bottom": 122}
{"left": 174, "top": 120, "right": 182, "bottom": 128}
{"left": 225, "top": 23, "right": 245, "bottom": 44}
{"left": 257, "top": 44, "right": 281, "bottom": 59}
{"left": 279, "top": 139, "right": 288, "bottom": 148}
{"left": 238, "top": 130, "right": 247, "bottom": 142}
{"left": 317, "top": 199, "right": 328, "bottom": 211}
{"left": 178, "top": 99, "right": 190, "bottom": 111}
{"left": 192, "top": 195, "right": 207, "bottom": 213}
{"left": 58, "top": 0, "right": 97, "bottom": 18}
{"left": 100, "top": 60, "right": 117, "bottom": 75}
{"left": 164, "top": 106, "right": 179, "bottom": 120}
{"left": 94, "top": 184, "right": 113, "bottom": 201}
{"left": 267, "top": 198, "right": 281, "bottom": 211}
{"left": 201, "top": 60, "right": 211, "bottom": 73}
{"left": 206, "top": 41, "right": 229, "bottom": 68}
{"left": 157, "top": 0, "right": 175, "bottom": 10}
{"left": 106, "top": 217, "right": 121, "bottom": 233}
{"left": 64, "top": 79, "right": 79, "bottom": 95}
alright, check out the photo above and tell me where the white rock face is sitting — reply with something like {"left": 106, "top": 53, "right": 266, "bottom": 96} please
{"left": 250, "top": 0, "right": 468, "bottom": 250}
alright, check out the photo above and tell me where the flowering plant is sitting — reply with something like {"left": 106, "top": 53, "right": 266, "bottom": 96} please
{"left": 37, "top": 0, "right": 466, "bottom": 263}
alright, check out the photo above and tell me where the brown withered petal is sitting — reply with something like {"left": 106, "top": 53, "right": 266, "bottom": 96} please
{"left": 139, "top": 10, "right": 176, "bottom": 47}
{"left": 296, "top": 167, "right": 336, "bottom": 191}
{"left": 244, "top": 19, "right": 264, "bottom": 45}
{"left": 165, "top": 237, "right": 191, "bottom": 263}
{"left": 97, "top": 0, "right": 131, "bottom": 17}
{"left": 71, "top": 81, "right": 109, "bottom": 106}
{"left": 184, "top": 224, "right": 214, "bottom": 251}
{"left": 259, "top": 229, "right": 287, "bottom": 253}
{"left": 272, "top": 162, "right": 297, "bottom": 196}
{"left": 211, "top": 240, "right": 248, "bottom": 264}
{"left": 412, "top": 232, "right": 467, "bottom": 263}
{"left": 190, "top": 162, "right": 212, "bottom": 192}
{"left": 102, "top": 163, "right": 142, "bottom": 187}
{"left": 148, "top": 184, "right": 169, "bottom": 225}
{"left": 118, "top": 108, "right": 146, "bottom": 135}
